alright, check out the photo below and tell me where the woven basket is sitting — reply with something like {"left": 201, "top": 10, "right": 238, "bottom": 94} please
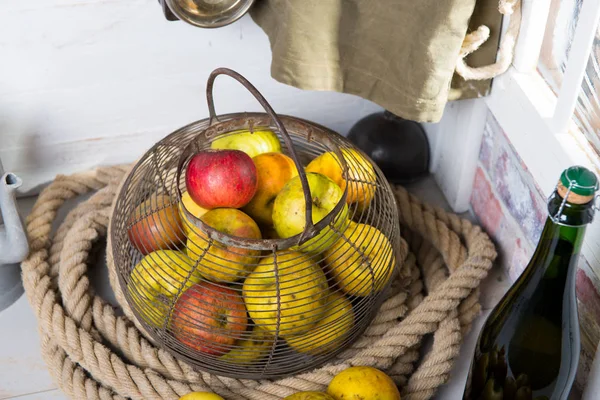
{"left": 109, "top": 68, "right": 404, "bottom": 379}
{"left": 20, "top": 162, "right": 497, "bottom": 400}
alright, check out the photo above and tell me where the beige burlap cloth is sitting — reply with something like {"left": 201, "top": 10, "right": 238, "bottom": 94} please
{"left": 21, "top": 165, "right": 496, "bottom": 400}
{"left": 250, "top": 0, "right": 522, "bottom": 122}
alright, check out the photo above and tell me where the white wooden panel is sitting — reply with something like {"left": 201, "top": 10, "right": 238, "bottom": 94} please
{"left": 552, "top": 0, "right": 600, "bottom": 133}
{"left": 0, "top": 1, "right": 383, "bottom": 193}
{"left": 512, "top": 0, "right": 551, "bottom": 72}
{"left": 424, "top": 99, "right": 488, "bottom": 213}
{"left": 422, "top": 122, "right": 441, "bottom": 174}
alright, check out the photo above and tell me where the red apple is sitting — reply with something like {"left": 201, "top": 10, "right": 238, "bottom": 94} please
{"left": 186, "top": 149, "right": 258, "bottom": 209}
{"left": 169, "top": 282, "right": 248, "bottom": 356}
{"left": 127, "top": 194, "right": 185, "bottom": 255}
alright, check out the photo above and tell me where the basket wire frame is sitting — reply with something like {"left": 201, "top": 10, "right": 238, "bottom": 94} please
{"left": 111, "top": 68, "right": 401, "bottom": 379}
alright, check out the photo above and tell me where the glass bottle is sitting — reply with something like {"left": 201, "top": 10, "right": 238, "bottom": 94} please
{"left": 463, "top": 166, "right": 599, "bottom": 400}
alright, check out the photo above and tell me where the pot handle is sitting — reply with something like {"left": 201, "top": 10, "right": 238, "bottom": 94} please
{"left": 205, "top": 68, "right": 317, "bottom": 241}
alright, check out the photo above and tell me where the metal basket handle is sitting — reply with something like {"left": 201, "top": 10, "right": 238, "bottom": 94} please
{"left": 204, "top": 68, "right": 317, "bottom": 240}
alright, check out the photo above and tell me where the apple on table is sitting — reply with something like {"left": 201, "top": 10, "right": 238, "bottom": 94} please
{"left": 179, "top": 393, "right": 225, "bottom": 400}
{"left": 327, "top": 366, "right": 401, "bottom": 400}
{"left": 284, "top": 393, "right": 335, "bottom": 400}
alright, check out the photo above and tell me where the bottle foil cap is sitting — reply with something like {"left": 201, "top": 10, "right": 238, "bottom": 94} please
{"left": 557, "top": 166, "right": 599, "bottom": 204}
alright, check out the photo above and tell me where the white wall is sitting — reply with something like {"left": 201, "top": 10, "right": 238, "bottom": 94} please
{"left": 0, "top": 0, "right": 383, "bottom": 194}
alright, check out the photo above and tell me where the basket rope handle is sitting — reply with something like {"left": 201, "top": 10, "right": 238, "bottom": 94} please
{"left": 205, "top": 67, "right": 317, "bottom": 241}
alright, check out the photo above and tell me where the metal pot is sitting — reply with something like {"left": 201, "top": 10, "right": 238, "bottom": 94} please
{"left": 347, "top": 111, "right": 430, "bottom": 184}
{"left": 159, "top": 0, "right": 255, "bottom": 28}
{"left": 0, "top": 158, "right": 28, "bottom": 312}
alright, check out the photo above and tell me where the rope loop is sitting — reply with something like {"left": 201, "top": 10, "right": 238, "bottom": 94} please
{"left": 456, "top": 0, "right": 522, "bottom": 81}
{"left": 21, "top": 166, "right": 496, "bottom": 399}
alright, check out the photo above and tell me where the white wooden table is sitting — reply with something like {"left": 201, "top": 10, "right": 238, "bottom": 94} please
{"left": 0, "top": 178, "right": 510, "bottom": 400}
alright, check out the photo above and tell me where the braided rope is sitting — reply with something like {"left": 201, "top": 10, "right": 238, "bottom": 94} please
{"left": 455, "top": 0, "right": 522, "bottom": 81}
{"left": 21, "top": 166, "right": 496, "bottom": 399}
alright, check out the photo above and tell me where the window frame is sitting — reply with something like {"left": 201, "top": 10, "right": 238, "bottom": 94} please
{"left": 484, "top": 0, "right": 600, "bottom": 267}
{"left": 426, "top": 0, "right": 600, "bottom": 270}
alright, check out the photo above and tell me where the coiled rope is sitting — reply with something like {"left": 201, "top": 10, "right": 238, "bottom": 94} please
{"left": 21, "top": 165, "right": 496, "bottom": 400}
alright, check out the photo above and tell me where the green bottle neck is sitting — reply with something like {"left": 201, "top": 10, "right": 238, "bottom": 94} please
{"left": 538, "top": 217, "right": 587, "bottom": 256}
{"left": 530, "top": 192, "right": 594, "bottom": 273}
{"left": 547, "top": 191, "right": 595, "bottom": 228}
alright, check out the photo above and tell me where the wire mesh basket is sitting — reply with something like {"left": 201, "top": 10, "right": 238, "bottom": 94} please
{"left": 110, "top": 68, "right": 402, "bottom": 379}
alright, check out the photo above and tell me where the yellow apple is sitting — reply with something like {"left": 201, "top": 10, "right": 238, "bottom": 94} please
{"left": 242, "top": 152, "right": 298, "bottom": 226}
{"left": 272, "top": 172, "right": 349, "bottom": 254}
{"left": 327, "top": 366, "right": 401, "bottom": 400}
{"left": 220, "top": 326, "right": 274, "bottom": 364}
{"left": 210, "top": 129, "right": 282, "bottom": 158}
{"left": 261, "top": 224, "right": 281, "bottom": 239}
{"left": 128, "top": 250, "right": 201, "bottom": 327}
{"left": 243, "top": 251, "right": 329, "bottom": 337}
{"left": 186, "top": 208, "right": 262, "bottom": 283}
{"left": 284, "top": 393, "right": 335, "bottom": 400}
{"left": 178, "top": 393, "right": 225, "bottom": 400}
{"left": 179, "top": 191, "right": 209, "bottom": 236}
{"left": 324, "top": 222, "right": 395, "bottom": 297}
{"left": 306, "top": 148, "right": 377, "bottom": 210}
{"left": 286, "top": 291, "right": 354, "bottom": 355}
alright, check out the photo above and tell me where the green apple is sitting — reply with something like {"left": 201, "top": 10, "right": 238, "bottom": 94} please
{"left": 179, "top": 392, "right": 225, "bottom": 400}
{"left": 243, "top": 251, "right": 329, "bottom": 337}
{"left": 128, "top": 250, "right": 201, "bottom": 327}
{"left": 324, "top": 221, "right": 396, "bottom": 296}
{"left": 273, "top": 172, "right": 349, "bottom": 253}
{"left": 187, "top": 208, "right": 262, "bottom": 283}
{"left": 219, "top": 326, "right": 274, "bottom": 364}
{"left": 284, "top": 393, "right": 335, "bottom": 400}
{"left": 286, "top": 290, "right": 354, "bottom": 354}
{"left": 306, "top": 148, "right": 377, "bottom": 211}
{"left": 210, "top": 129, "right": 282, "bottom": 158}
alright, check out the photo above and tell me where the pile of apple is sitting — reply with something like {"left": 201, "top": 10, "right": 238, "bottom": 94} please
{"left": 180, "top": 365, "right": 401, "bottom": 400}
{"left": 126, "top": 129, "right": 396, "bottom": 362}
